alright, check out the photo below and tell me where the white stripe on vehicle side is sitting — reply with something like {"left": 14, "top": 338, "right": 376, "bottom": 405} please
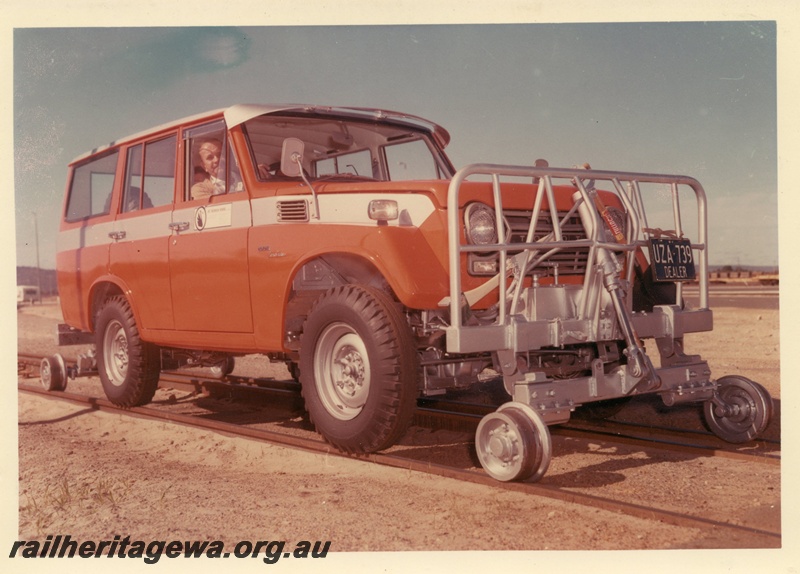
{"left": 172, "top": 200, "right": 252, "bottom": 234}
{"left": 58, "top": 193, "right": 434, "bottom": 251}
{"left": 57, "top": 220, "right": 118, "bottom": 253}
{"left": 116, "top": 210, "right": 174, "bottom": 241}
{"left": 251, "top": 193, "right": 436, "bottom": 226}
{"left": 57, "top": 201, "right": 252, "bottom": 251}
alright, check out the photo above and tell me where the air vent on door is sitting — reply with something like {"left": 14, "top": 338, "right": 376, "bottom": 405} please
{"left": 277, "top": 200, "right": 309, "bottom": 222}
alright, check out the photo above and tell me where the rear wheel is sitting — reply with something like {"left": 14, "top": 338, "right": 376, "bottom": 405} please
{"left": 299, "top": 285, "right": 418, "bottom": 453}
{"left": 95, "top": 296, "right": 160, "bottom": 406}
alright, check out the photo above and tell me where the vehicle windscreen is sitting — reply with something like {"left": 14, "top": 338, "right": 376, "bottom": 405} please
{"left": 243, "top": 114, "right": 451, "bottom": 182}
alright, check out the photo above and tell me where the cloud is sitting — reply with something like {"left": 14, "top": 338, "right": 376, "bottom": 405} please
{"left": 194, "top": 29, "right": 250, "bottom": 68}
{"left": 117, "top": 28, "right": 252, "bottom": 90}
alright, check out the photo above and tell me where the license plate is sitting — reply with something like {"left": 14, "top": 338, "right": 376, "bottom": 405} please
{"left": 648, "top": 238, "right": 696, "bottom": 282}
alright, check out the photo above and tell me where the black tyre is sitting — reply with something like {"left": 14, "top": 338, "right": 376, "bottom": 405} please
{"left": 299, "top": 285, "right": 418, "bottom": 453}
{"left": 95, "top": 296, "right": 160, "bottom": 406}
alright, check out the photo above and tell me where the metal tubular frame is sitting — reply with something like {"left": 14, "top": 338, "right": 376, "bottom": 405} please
{"left": 445, "top": 164, "right": 709, "bottom": 354}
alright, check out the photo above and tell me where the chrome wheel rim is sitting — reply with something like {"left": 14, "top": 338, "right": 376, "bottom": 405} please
{"left": 103, "top": 319, "right": 129, "bottom": 387}
{"left": 40, "top": 358, "right": 52, "bottom": 390}
{"left": 314, "top": 322, "right": 371, "bottom": 421}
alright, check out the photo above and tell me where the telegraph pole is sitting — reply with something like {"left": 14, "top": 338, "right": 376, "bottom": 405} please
{"left": 33, "top": 212, "right": 42, "bottom": 302}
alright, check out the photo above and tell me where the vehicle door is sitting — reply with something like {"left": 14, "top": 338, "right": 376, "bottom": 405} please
{"left": 108, "top": 134, "right": 177, "bottom": 330}
{"left": 168, "top": 120, "right": 253, "bottom": 333}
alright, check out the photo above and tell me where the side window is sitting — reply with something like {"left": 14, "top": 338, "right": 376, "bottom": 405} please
{"left": 65, "top": 151, "right": 119, "bottom": 222}
{"left": 123, "top": 145, "right": 143, "bottom": 213}
{"left": 314, "top": 149, "right": 372, "bottom": 177}
{"left": 123, "top": 135, "right": 176, "bottom": 213}
{"left": 184, "top": 121, "right": 242, "bottom": 201}
{"left": 384, "top": 139, "right": 440, "bottom": 181}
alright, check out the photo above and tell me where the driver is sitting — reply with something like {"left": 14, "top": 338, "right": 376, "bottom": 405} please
{"left": 191, "top": 138, "right": 225, "bottom": 199}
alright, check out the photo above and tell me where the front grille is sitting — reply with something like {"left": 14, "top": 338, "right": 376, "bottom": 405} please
{"left": 469, "top": 209, "right": 589, "bottom": 276}
{"left": 505, "top": 209, "right": 589, "bottom": 274}
{"left": 277, "top": 200, "right": 309, "bottom": 222}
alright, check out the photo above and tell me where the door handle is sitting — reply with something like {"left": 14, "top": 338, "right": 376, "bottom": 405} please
{"left": 169, "top": 221, "right": 190, "bottom": 232}
{"left": 108, "top": 230, "right": 126, "bottom": 241}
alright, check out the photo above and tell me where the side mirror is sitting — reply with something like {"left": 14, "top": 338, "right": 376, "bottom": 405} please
{"left": 281, "top": 138, "right": 305, "bottom": 178}
{"left": 280, "top": 137, "right": 320, "bottom": 219}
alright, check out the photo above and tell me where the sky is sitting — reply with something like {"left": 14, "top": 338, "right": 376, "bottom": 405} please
{"left": 10, "top": 17, "right": 782, "bottom": 270}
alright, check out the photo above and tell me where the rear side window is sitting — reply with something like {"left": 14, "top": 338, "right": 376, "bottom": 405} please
{"left": 384, "top": 138, "right": 441, "bottom": 180}
{"left": 65, "top": 151, "right": 119, "bottom": 222}
{"left": 122, "top": 135, "right": 177, "bottom": 213}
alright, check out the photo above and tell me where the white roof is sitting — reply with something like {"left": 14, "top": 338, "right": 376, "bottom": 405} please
{"left": 71, "top": 103, "right": 450, "bottom": 163}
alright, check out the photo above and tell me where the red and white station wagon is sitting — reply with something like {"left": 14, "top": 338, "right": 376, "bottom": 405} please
{"left": 51, "top": 104, "right": 772, "bottom": 481}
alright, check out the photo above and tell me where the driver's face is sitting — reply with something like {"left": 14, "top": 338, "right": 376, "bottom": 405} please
{"left": 199, "top": 143, "right": 221, "bottom": 176}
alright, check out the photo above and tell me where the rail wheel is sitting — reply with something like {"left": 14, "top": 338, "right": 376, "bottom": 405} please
{"left": 95, "top": 296, "right": 160, "bottom": 407}
{"left": 476, "top": 403, "right": 552, "bottom": 482}
{"left": 210, "top": 356, "right": 235, "bottom": 379}
{"left": 299, "top": 285, "right": 418, "bottom": 454}
{"left": 40, "top": 354, "right": 67, "bottom": 391}
{"left": 703, "top": 375, "right": 772, "bottom": 444}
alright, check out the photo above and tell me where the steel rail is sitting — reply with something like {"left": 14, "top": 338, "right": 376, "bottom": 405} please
{"left": 18, "top": 382, "right": 780, "bottom": 545}
{"left": 19, "top": 353, "right": 780, "bottom": 466}
{"left": 554, "top": 426, "right": 780, "bottom": 466}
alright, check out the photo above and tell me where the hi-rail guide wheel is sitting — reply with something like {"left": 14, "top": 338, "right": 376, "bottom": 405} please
{"left": 40, "top": 353, "right": 67, "bottom": 391}
{"left": 210, "top": 356, "right": 235, "bottom": 379}
{"left": 475, "top": 402, "right": 552, "bottom": 482}
{"left": 703, "top": 375, "right": 773, "bottom": 444}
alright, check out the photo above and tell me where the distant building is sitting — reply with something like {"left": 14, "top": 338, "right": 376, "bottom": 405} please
{"left": 17, "top": 285, "right": 41, "bottom": 306}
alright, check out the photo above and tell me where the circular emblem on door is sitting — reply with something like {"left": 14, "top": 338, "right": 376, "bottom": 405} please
{"left": 195, "top": 206, "right": 207, "bottom": 231}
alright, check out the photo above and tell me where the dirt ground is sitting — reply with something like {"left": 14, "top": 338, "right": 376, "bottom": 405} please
{"left": 8, "top": 296, "right": 793, "bottom": 571}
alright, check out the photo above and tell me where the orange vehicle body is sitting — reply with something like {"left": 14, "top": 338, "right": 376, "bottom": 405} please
{"left": 57, "top": 105, "right": 615, "bottom": 356}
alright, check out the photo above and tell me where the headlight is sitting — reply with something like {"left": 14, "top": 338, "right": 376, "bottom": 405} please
{"left": 368, "top": 199, "right": 399, "bottom": 222}
{"left": 465, "top": 203, "right": 498, "bottom": 245}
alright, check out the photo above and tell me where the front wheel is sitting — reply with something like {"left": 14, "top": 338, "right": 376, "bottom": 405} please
{"left": 299, "top": 285, "right": 418, "bottom": 453}
{"left": 95, "top": 296, "right": 161, "bottom": 406}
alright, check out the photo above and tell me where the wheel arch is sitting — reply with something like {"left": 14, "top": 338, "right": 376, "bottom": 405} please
{"left": 87, "top": 277, "right": 134, "bottom": 332}
{"left": 282, "top": 251, "right": 399, "bottom": 345}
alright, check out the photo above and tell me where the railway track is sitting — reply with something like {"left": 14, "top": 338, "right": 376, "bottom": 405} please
{"left": 18, "top": 352, "right": 781, "bottom": 545}
{"left": 19, "top": 352, "right": 781, "bottom": 466}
